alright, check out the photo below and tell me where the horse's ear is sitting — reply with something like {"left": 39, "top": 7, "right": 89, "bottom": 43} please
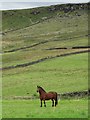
{"left": 37, "top": 85, "right": 40, "bottom": 88}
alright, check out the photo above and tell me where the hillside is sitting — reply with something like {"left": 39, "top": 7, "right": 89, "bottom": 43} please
{"left": 2, "top": 3, "right": 89, "bottom": 51}
{"left": 2, "top": 3, "right": 89, "bottom": 98}
{"left": 1, "top": 3, "right": 89, "bottom": 118}
{"left": 2, "top": 3, "right": 89, "bottom": 67}
{"left": 2, "top": 3, "right": 88, "bottom": 31}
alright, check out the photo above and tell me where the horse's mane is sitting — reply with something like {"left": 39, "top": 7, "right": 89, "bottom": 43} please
{"left": 38, "top": 86, "right": 46, "bottom": 92}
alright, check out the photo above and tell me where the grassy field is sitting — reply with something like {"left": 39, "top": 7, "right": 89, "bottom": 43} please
{"left": 2, "top": 53, "right": 88, "bottom": 99}
{"left": 2, "top": 3, "right": 89, "bottom": 118}
{"left": 2, "top": 99, "right": 88, "bottom": 118}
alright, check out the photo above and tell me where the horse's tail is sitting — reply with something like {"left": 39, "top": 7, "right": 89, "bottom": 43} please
{"left": 55, "top": 92, "right": 58, "bottom": 106}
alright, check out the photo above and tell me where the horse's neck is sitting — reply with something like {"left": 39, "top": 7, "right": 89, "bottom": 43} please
{"left": 39, "top": 90, "right": 46, "bottom": 95}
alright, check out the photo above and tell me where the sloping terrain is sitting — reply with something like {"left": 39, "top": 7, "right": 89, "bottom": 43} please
{"left": 2, "top": 3, "right": 89, "bottom": 99}
{"left": 1, "top": 3, "right": 89, "bottom": 118}
{"left": 2, "top": 3, "right": 89, "bottom": 68}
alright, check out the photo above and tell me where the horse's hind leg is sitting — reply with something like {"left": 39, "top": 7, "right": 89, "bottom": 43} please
{"left": 44, "top": 100, "right": 46, "bottom": 107}
{"left": 52, "top": 99, "right": 54, "bottom": 107}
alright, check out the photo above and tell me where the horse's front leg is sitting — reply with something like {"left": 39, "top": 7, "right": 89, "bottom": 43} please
{"left": 52, "top": 99, "right": 54, "bottom": 107}
{"left": 44, "top": 100, "right": 46, "bottom": 107}
{"left": 40, "top": 100, "right": 42, "bottom": 107}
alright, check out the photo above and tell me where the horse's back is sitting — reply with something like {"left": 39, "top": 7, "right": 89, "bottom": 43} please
{"left": 46, "top": 91, "right": 57, "bottom": 99}
{"left": 48, "top": 91, "right": 57, "bottom": 95}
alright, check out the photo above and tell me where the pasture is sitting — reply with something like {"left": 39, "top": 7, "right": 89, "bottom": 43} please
{"left": 2, "top": 99, "right": 88, "bottom": 118}
{"left": 2, "top": 53, "right": 88, "bottom": 118}
{"left": 2, "top": 3, "right": 89, "bottom": 118}
{"left": 2, "top": 53, "right": 88, "bottom": 99}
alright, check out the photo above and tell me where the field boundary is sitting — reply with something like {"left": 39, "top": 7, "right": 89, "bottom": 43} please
{"left": 4, "top": 41, "right": 48, "bottom": 53}
{"left": 6, "top": 90, "right": 89, "bottom": 100}
{"left": 46, "top": 46, "right": 90, "bottom": 50}
{"left": 1, "top": 49, "right": 89, "bottom": 70}
{"left": 59, "top": 90, "right": 90, "bottom": 99}
{"left": 3, "top": 34, "right": 89, "bottom": 53}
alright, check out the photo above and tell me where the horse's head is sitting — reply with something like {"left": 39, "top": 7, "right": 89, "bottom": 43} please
{"left": 37, "top": 86, "right": 46, "bottom": 93}
{"left": 37, "top": 85, "right": 40, "bottom": 92}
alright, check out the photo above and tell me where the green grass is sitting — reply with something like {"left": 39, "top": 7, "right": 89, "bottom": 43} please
{"left": 2, "top": 5, "right": 88, "bottom": 51}
{"left": 2, "top": 53, "right": 88, "bottom": 99}
{"left": 2, "top": 99, "right": 88, "bottom": 118}
{"left": 2, "top": 3, "right": 89, "bottom": 118}
{"left": 2, "top": 49, "right": 87, "bottom": 68}
{"left": 2, "top": 4, "right": 88, "bottom": 31}
{"left": 2, "top": 4, "right": 88, "bottom": 99}
{"left": 2, "top": 6, "right": 56, "bottom": 31}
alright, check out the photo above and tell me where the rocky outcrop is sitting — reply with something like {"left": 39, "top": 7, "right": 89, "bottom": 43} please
{"left": 48, "top": 3, "right": 88, "bottom": 13}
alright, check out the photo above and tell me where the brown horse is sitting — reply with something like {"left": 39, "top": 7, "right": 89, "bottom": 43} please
{"left": 37, "top": 86, "right": 58, "bottom": 107}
